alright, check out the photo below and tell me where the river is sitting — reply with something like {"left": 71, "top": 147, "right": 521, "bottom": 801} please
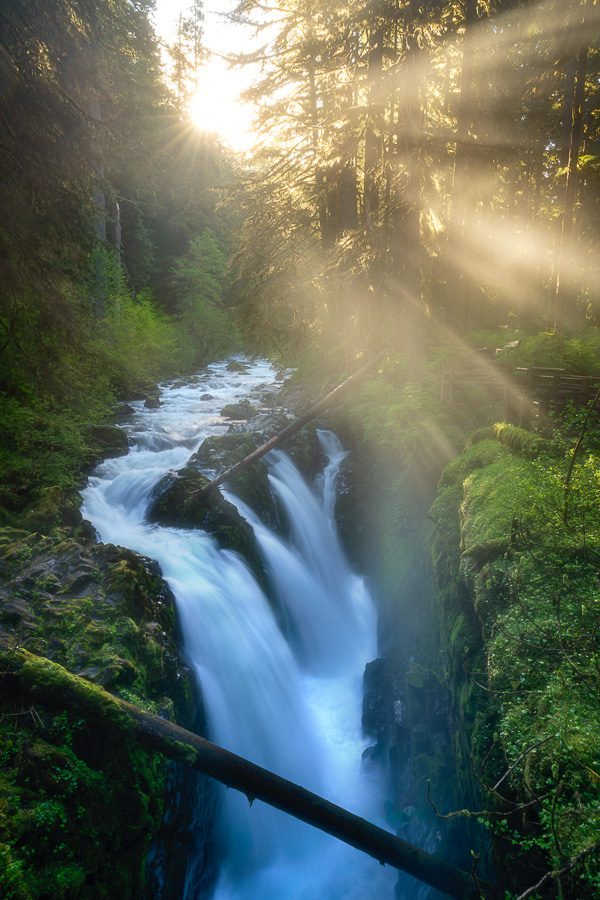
{"left": 81, "top": 357, "right": 397, "bottom": 900}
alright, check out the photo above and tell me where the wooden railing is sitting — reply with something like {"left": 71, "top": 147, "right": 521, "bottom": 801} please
{"left": 441, "top": 363, "right": 600, "bottom": 428}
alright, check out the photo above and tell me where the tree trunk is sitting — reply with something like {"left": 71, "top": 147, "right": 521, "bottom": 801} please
{"left": 363, "top": 24, "right": 384, "bottom": 229}
{"left": 1, "top": 649, "right": 497, "bottom": 899}
{"left": 448, "top": 0, "right": 477, "bottom": 326}
{"left": 553, "top": 3, "right": 588, "bottom": 331}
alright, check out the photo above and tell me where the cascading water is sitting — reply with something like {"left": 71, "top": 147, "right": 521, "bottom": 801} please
{"left": 82, "top": 358, "right": 397, "bottom": 899}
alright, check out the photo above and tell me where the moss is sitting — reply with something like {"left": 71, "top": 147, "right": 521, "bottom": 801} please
{"left": 492, "top": 422, "right": 545, "bottom": 458}
{"left": 0, "top": 534, "right": 200, "bottom": 899}
{"left": 0, "top": 842, "right": 31, "bottom": 900}
{"left": 438, "top": 439, "right": 509, "bottom": 490}
{"left": 431, "top": 432, "right": 600, "bottom": 895}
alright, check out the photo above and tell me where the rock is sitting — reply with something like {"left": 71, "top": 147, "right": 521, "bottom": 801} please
{"left": 21, "top": 486, "right": 86, "bottom": 532}
{"left": 226, "top": 361, "right": 248, "bottom": 373}
{"left": 127, "top": 381, "right": 161, "bottom": 401}
{"left": 362, "top": 658, "right": 393, "bottom": 743}
{"left": 78, "top": 657, "right": 138, "bottom": 688}
{"left": 0, "top": 530, "right": 205, "bottom": 900}
{"left": 86, "top": 424, "right": 129, "bottom": 459}
{"left": 144, "top": 394, "right": 161, "bottom": 409}
{"left": 146, "top": 468, "right": 261, "bottom": 563}
{"left": 114, "top": 403, "right": 135, "bottom": 419}
{"left": 256, "top": 390, "right": 278, "bottom": 408}
{"left": 0, "top": 594, "right": 35, "bottom": 626}
{"left": 200, "top": 393, "right": 214, "bottom": 401}
{"left": 220, "top": 400, "right": 258, "bottom": 420}
{"left": 191, "top": 433, "right": 275, "bottom": 522}
{"left": 79, "top": 518, "right": 97, "bottom": 542}
{"left": 193, "top": 432, "right": 260, "bottom": 471}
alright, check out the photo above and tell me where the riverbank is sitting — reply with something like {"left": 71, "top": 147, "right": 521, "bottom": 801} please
{"left": 321, "top": 345, "right": 600, "bottom": 898}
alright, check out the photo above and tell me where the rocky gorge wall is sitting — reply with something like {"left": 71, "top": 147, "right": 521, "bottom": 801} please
{"left": 0, "top": 525, "right": 211, "bottom": 899}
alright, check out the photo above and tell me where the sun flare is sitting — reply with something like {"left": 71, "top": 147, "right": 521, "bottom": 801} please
{"left": 188, "top": 61, "right": 256, "bottom": 153}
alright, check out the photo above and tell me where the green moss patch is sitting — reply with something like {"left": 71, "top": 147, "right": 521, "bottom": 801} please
{"left": 431, "top": 432, "right": 600, "bottom": 895}
{"left": 0, "top": 533, "right": 198, "bottom": 899}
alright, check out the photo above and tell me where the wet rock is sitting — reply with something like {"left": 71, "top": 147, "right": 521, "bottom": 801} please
{"left": 362, "top": 657, "right": 393, "bottom": 743}
{"left": 220, "top": 399, "right": 258, "bottom": 420}
{"left": 147, "top": 468, "right": 260, "bottom": 562}
{"left": 144, "top": 394, "right": 161, "bottom": 409}
{"left": 200, "top": 393, "right": 214, "bottom": 401}
{"left": 0, "top": 529, "right": 204, "bottom": 900}
{"left": 0, "top": 594, "right": 35, "bottom": 626}
{"left": 193, "top": 432, "right": 259, "bottom": 471}
{"left": 78, "top": 657, "right": 138, "bottom": 688}
{"left": 127, "top": 381, "right": 161, "bottom": 401}
{"left": 86, "top": 424, "right": 129, "bottom": 459}
{"left": 21, "top": 486, "right": 87, "bottom": 532}
{"left": 226, "top": 360, "right": 248, "bottom": 373}
{"left": 192, "top": 433, "right": 275, "bottom": 521}
{"left": 256, "top": 390, "right": 278, "bottom": 408}
{"left": 114, "top": 402, "right": 135, "bottom": 419}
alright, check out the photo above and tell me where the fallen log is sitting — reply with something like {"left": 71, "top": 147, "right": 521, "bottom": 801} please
{"left": 0, "top": 649, "right": 496, "bottom": 899}
{"left": 197, "top": 352, "right": 387, "bottom": 496}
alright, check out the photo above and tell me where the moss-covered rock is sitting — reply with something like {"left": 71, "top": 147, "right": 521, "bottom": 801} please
{"left": 219, "top": 400, "right": 258, "bottom": 420}
{"left": 191, "top": 433, "right": 276, "bottom": 522}
{"left": 430, "top": 432, "right": 600, "bottom": 898}
{"left": 146, "top": 468, "right": 260, "bottom": 564}
{"left": 0, "top": 530, "right": 209, "bottom": 900}
{"left": 85, "top": 424, "right": 129, "bottom": 461}
{"left": 491, "top": 422, "right": 545, "bottom": 458}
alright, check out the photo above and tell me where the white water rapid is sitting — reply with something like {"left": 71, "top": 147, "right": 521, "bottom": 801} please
{"left": 82, "top": 358, "right": 396, "bottom": 900}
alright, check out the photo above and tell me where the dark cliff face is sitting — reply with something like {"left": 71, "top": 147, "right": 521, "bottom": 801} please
{"left": 0, "top": 528, "right": 214, "bottom": 900}
{"left": 428, "top": 432, "right": 600, "bottom": 899}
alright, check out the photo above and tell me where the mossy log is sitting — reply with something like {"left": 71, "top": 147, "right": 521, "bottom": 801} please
{"left": 197, "top": 352, "right": 387, "bottom": 496}
{"left": 0, "top": 649, "right": 496, "bottom": 899}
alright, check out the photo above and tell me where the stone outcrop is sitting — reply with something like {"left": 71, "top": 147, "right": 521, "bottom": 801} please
{"left": 0, "top": 528, "right": 212, "bottom": 900}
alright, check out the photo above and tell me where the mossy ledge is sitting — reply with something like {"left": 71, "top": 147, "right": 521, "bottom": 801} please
{"left": 0, "top": 529, "right": 210, "bottom": 900}
{"left": 429, "top": 431, "right": 600, "bottom": 898}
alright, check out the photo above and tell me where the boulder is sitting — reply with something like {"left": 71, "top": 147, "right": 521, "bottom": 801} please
{"left": 191, "top": 433, "right": 275, "bottom": 521}
{"left": 226, "top": 360, "right": 248, "bottom": 373}
{"left": 147, "top": 468, "right": 260, "bottom": 562}
{"left": 220, "top": 399, "right": 258, "bottom": 420}
{"left": 0, "top": 530, "right": 205, "bottom": 900}
{"left": 114, "top": 403, "right": 135, "bottom": 419}
{"left": 86, "top": 424, "right": 129, "bottom": 458}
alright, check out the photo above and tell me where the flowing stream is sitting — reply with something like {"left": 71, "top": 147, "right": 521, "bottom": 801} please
{"left": 82, "top": 358, "right": 396, "bottom": 900}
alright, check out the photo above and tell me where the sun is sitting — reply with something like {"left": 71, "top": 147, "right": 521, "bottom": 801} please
{"left": 188, "top": 60, "right": 256, "bottom": 154}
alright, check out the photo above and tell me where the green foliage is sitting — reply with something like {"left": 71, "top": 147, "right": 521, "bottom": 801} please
{"left": 507, "top": 330, "right": 600, "bottom": 374}
{"left": 173, "top": 229, "right": 241, "bottom": 365}
{"left": 432, "top": 429, "right": 600, "bottom": 893}
{"left": 99, "top": 289, "right": 180, "bottom": 395}
{"left": 0, "top": 238, "right": 242, "bottom": 523}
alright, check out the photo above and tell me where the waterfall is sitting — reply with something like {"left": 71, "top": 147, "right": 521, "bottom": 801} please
{"left": 81, "top": 358, "right": 396, "bottom": 900}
